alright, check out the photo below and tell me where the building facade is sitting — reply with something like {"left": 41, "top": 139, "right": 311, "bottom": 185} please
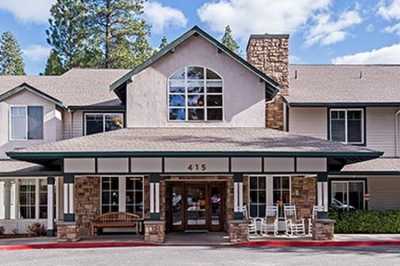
{"left": 0, "top": 26, "right": 389, "bottom": 242}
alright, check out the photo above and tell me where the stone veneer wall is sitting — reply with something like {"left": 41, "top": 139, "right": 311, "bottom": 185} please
{"left": 291, "top": 176, "right": 316, "bottom": 219}
{"left": 75, "top": 176, "right": 101, "bottom": 236}
{"left": 247, "top": 34, "right": 289, "bottom": 130}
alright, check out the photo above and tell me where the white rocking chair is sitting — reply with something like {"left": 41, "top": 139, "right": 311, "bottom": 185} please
{"left": 308, "top": 205, "right": 324, "bottom": 235}
{"left": 248, "top": 217, "right": 264, "bottom": 239}
{"left": 284, "top": 205, "right": 306, "bottom": 237}
{"left": 261, "top": 206, "right": 279, "bottom": 236}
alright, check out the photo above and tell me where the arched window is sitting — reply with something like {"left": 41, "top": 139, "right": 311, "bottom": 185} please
{"left": 168, "top": 66, "right": 223, "bottom": 121}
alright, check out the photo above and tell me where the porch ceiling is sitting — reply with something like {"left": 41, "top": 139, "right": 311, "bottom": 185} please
{"left": 6, "top": 128, "right": 382, "bottom": 168}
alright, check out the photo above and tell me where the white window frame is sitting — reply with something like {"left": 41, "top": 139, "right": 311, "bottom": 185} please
{"left": 84, "top": 113, "right": 124, "bottom": 136}
{"left": 248, "top": 175, "right": 292, "bottom": 218}
{"left": 329, "top": 108, "right": 364, "bottom": 144}
{"left": 330, "top": 180, "right": 366, "bottom": 210}
{"left": 99, "top": 176, "right": 144, "bottom": 218}
{"left": 17, "top": 178, "right": 48, "bottom": 220}
{"left": 9, "top": 105, "right": 44, "bottom": 141}
{"left": 167, "top": 65, "right": 224, "bottom": 122}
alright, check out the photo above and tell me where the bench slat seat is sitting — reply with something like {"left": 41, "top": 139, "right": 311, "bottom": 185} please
{"left": 91, "top": 212, "right": 143, "bottom": 236}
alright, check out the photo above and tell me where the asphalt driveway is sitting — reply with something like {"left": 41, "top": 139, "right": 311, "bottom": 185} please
{"left": 1, "top": 246, "right": 400, "bottom": 266}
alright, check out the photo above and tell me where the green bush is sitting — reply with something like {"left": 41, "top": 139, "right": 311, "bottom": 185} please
{"left": 329, "top": 210, "right": 400, "bottom": 234}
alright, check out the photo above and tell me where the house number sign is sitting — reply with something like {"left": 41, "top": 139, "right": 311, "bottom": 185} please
{"left": 187, "top": 163, "right": 207, "bottom": 171}
{"left": 164, "top": 158, "right": 229, "bottom": 173}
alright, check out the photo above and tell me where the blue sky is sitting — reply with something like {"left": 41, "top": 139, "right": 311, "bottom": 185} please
{"left": 1, "top": 0, "right": 400, "bottom": 74}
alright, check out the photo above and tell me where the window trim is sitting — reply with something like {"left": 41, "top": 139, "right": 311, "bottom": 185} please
{"left": 83, "top": 112, "right": 124, "bottom": 136}
{"left": 329, "top": 178, "right": 367, "bottom": 210}
{"left": 167, "top": 65, "right": 224, "bottom": 122}
{"left": 9, "top": 105, "right": 44, "bottom": 141}
{"left": 99, "top": 175, "right": 144, "bottom": 218}
{"left": 247, "top": 175, "right": 292, "bottom": 218}
{"left": 328, "top": 108, "right": 365, "bottom": 145}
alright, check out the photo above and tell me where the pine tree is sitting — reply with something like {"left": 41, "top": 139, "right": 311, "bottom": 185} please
{"left": 159, "top": 36, "right": 168, "bottom": 50}
{"left": 221, "top": 25, "right": 239, "bottom": 53}
{"left": 0, "top": 32, "right": 25, "bottom": 75}
{"left": 85, "top": 0, "right": 153, "bottom": 68}
{"left": 44, "top": 50, "right": 65, "bottom": 75}
{"left": 46, "top": 0, "right": 100, "bottom": 69}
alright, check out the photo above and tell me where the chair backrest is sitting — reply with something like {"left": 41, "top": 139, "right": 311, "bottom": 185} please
{"left": 94, "top": 212, "right": 141, "bottom": 223}
{"left": 242, "top": 205, "right": 249, "bottom": 220}
{"left": 284, "top": 205, "right": 297, "bottom": 221}
{"left": 265, "top": 206, "right": 278, "bottom": 219}
{"left": 253, "top": 217, "right": 264, "bottom": 231}
{"left": 312, "top": 205, "right": 324, "bottom": 219}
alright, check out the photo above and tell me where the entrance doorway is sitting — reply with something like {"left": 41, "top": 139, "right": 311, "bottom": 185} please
{"left": 166, "top": 182, "right": 225, "bottom": 232}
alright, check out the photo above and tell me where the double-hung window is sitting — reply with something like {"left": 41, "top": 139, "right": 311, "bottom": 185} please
{"left": 19, "top": 180, "right": 36, "bottom": 219}
{"left": 331, "top": 180, "right": 365, "bottom": 210}
{"left": 330, "top": 109, "right": 364, "bottom": 144}
{"left": 101, "top": 177, "right": 144, "bottom": 216}
{"left": 84, "top": 113, "right": 124, "bottom": 135}
{"left": 168, "top": 66, "right": 223, "bottom": 121}
{"left": 249, "top": 176, "right": 291, "bottom": 218}
{"left": 10, "top": 106, "right": 43, "bottom": 140}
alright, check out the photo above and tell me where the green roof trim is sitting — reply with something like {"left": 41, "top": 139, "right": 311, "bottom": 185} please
{"left": 0, "top": 82, "right": 66, "bottom": 109}
{"left": 110, "top": 26, "right": 280, "bottom": 94}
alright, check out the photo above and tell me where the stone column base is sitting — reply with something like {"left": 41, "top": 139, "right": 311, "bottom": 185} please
{"left": 228, "top": 220, "right": 248, "bottom": 243}
{"left": 312, "top": 219, "right": 335, "bottom": 240}
{"left": 57, "top": 222, "right": 81, "bottom": 242}
{"left": 144, "top": 221, "right": 165, "bottom": 243}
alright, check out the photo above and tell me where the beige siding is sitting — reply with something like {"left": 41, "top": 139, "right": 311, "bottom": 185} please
{"left": 127, "top": 35, "right": 266, "bottom": 127}
{"left": 366, "top": 107, "right": 398, "bottom": 157}
{"left": 63, "top": 110, "right": 83, "bottom": 139}
{"left": 288, "top": 107, "right": 327, "bottom": 139}
{"left": 368, "top": 176, "right": 400, "bottom": 210}
{"left": 0, "top": 90, "right": 62, "bottom": 148}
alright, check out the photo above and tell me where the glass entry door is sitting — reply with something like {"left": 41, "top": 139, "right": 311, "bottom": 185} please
{"left": 186, "top": 184, "right": 207, "bottom": 228}
{"left": 167, "top": 182, "right": 225, "bottom": 232}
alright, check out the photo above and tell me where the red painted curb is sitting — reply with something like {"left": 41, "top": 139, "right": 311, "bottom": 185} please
{"left": 238, "top": 240, "right": 400, "bottom": 248}
{"left": 0, "top": 242, "right": 158, "bottom": 251}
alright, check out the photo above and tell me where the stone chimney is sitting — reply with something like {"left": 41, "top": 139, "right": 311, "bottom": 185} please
{"left": 247, "top": 34, "right": 289, "bottom": 130}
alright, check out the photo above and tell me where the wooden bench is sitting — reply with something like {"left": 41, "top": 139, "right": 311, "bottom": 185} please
{"left": 91, "top": 212, "right": 143, "bottom": 236}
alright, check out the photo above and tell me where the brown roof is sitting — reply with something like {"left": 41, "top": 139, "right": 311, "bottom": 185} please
{"left": 0, "top": 68, "right": 130, "bottom": 107}
{"left": 342, "top": 158, "right": 400, "bottom": 173}
{"left": 7, "top": 127, "right": 380, "bottom": 156}
{"left": 286, "top": 65, "right": 400, "bottom": 105}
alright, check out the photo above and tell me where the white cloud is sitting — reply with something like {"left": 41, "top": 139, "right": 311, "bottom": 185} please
{"left": 197, "top": 0, "right": 331, "bottom": 40}
{"left": 378, "top": 0, "right": 400, "bottom": 20}
{"left": 332, "top": 43, "right": 400, "bottom": 64}
{"left": 0, "top": 0, "right": 54, "bottom": 24}
{"left": 385, "top": 22, "right": 400, "bottom": 34}
{"left": 23, "top": 45, "right": 51, "bottom": 62}
{"left": 305, "top": 10, "right": 362, "bottom": 46}
{"left": 143, "top": 1, "right": 187, "bottom": 34}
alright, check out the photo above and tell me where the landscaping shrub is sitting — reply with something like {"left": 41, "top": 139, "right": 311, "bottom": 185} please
{"left": 330, "top": 210, "right": 400, "bottom": 234}
{"left": 27, "top": 223, "right": 46, "bottom": 237}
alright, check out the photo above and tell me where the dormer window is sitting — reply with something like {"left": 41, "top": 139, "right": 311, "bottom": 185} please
{"left": 168, "top": 66, "right": 223, "bottom": 121}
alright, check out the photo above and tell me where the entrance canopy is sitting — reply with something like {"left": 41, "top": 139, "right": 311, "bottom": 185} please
{"left": 6, "top": 128, "right": 382, "bottom": 175}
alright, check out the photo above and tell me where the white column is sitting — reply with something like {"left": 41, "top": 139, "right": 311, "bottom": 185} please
{"left": 233, "top": 174, "right": 244, "bottom": 219}
{"left": 63, "top": 175, "right": 75, "bottom": 222}
{"left": 47, "top": 177, "right": 55, "bottom": 236}
{"left": 317, "top": 174, "right": 329, "bottom": 214}
{"left": 3, "top": 181, "right": 12, "bottom": 219}
{"left": 149, "top": 174, "right": 160, "bottom": 220}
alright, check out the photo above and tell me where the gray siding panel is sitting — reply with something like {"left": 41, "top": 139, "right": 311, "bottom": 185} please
{"left": 368, "top": 176, "right": 400, "bottom": 210}
{"left": 289, "top": 107, "right": 327, "bottom": 139}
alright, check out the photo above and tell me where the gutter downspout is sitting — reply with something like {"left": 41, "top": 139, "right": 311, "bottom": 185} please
{"left": 395, "top": 110, "right": 400, "bottom": 157}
